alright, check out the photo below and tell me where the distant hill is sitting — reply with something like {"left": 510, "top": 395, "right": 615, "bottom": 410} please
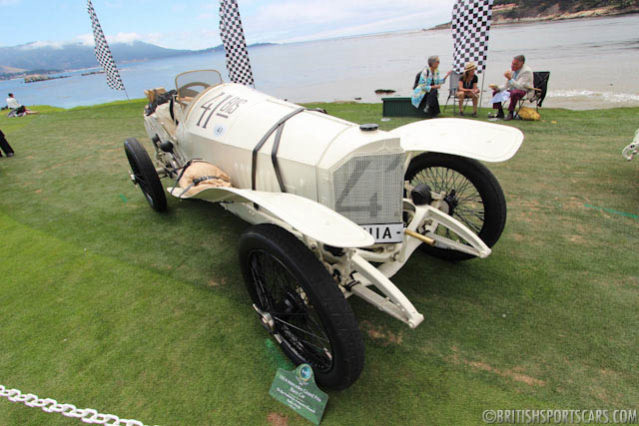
{"left": 0, "top": 65, "right": 25, "bottom": 73}
{"left": 428, "top": 0, "right": 638, "bottom": 30}
{"left": 493, "top": 0, "right": 638, "bottom": 9}
{"left": 0, "top": 41, "right": 275, "bottom": 79}
{"left": 492, "top": 0, "right": 639, "bottom": 20}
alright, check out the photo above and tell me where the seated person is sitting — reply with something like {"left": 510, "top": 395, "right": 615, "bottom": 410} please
{"left": 457, "top": 62, "right": 480, "bottom": 116}
{"left": 411, "top": 55, "right": 452, "bottom": 118}
{"left": 6, "top": 93, "right": 38, "bottom": 117}
{"left": 489, "top": 55, "right": 533, "bottom": 121}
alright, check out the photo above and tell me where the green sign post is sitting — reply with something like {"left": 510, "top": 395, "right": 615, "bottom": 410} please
{"left": 269, "top": 364, "right": 328, "bottom": 425}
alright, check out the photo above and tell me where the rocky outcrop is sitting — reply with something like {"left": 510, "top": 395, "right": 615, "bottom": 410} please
{"left": 24, "top": 74, "right": 69, "bottom": 83}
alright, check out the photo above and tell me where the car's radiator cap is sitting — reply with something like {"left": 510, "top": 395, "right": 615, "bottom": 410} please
{"left": 359, "top": 123, "right": 379, "bottom": 131}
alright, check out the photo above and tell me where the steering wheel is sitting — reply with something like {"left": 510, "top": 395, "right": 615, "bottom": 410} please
{"left": 178, "top": 81, "right": 209, "bottom": 99}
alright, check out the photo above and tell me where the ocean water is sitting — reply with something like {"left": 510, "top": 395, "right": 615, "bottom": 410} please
{"left": 2, "top": 14, "right": 639, "bottom": 110}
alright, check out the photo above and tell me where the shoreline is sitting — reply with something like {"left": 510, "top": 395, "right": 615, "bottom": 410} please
{"left": 22, "top": 98, "right": 639, "bottom": 113}
{"left": 428, "top": 6, "right": 639, "bottom": 30}
{"left": 3, "top": 14, "right": 638, "bottom": 112}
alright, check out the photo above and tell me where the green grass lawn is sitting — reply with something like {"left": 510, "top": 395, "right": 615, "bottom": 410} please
{"left": 0, "top": 100, "right": 637, "bottom": 425}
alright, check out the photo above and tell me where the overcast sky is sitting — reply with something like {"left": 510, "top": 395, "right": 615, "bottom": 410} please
{"left": 0, "top": 0, "right": 455, "bottom": 49}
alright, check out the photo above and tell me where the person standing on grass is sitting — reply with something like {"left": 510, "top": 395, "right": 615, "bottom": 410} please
{"left": 412, "top": 55, "right": 452, "bottom": 118}
{"left": 0, "top": 129, "right": 15, "bottom": 157}
{"left": 6, "top": 93, "right": 38, "bottom": 117}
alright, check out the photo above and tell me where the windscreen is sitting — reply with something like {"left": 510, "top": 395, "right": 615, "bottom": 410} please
{"left": 175, "top": 70, "right": 223, "bottom": 99}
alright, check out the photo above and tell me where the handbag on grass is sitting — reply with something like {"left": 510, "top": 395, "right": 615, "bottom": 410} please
{"left": 518, "top": 107, "right": 541, "bottom": 121}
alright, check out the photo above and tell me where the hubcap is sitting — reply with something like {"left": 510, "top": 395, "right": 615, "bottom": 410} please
{"left": 443, "top": 189, "right": 459, "bottom": 215}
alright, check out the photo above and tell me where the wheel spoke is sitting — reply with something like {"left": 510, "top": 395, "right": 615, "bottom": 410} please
{"left": 411, "top": 165, "right": 486, "bottom": 235}
{"left": 269, "top": 303, "right": 326, "bottom": 336}
{"left": 272, "top": 316, "right": 330, "bottom": 343}
{"left": 406, "top": 157, "right": 506, "bottom": 261}
{"left": 250, "top": 256, "right": 274, "bottom": 310}
{"left": 294, "top": 339, "right": 333, "bottom": 365}
{"left": 455, "top": 179, "right": 473, "bottom": 198}
{"left": 439, "top": 167, "right": 447, "bottom": 189}
{"left": 456, "top": 193, "right": 482, "bottom": 204}
{"left": 454, "top": 212, "right": 482, "bottom": 234}
{"left": 269, "top": 311, "right": 312, "bottom": 316}
{"left": 248, "top": 249, "right": 334, "bottom": 372}
{"left": 456, "top": 208, "right": 485, "bottom": 223}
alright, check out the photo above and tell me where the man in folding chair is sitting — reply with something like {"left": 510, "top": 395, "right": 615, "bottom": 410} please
{"left": 489, "top": 55, "right": 534, "bottom": 121}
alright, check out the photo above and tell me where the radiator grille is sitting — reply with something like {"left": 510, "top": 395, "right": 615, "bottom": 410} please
{"left": 332, "top": 153, "right": 405, "bottom": 224}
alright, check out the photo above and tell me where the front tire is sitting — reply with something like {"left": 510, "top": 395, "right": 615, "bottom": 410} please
{"left": 124, "top": 138, "right": 167, "bottom": 212}
{"left": 405, "top": 153, "right": 507, "bottom": 261}
{"left": 239, "top": 224, "right": 365, "bottom": 390}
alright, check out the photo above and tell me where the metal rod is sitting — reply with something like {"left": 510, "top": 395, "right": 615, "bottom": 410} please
{"left": 479, "top": 65, "right": 487, "bottom": 109}
{"left": 404, "top": 229, "right": 436, "bottom": 246}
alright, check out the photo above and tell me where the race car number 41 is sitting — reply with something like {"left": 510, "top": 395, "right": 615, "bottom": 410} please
{"left": 362, "top": 223, "right": 404, "bottom": 244}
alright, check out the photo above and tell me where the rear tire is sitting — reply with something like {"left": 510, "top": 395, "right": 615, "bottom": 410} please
{"left": 124, "top": 138, "right": 167, "bottom": 212}
{"left": 405, "top": 153, "right": 507, "bottom": 261}
{"left": 239, "top": 224, "right": 365, "bottom": 390}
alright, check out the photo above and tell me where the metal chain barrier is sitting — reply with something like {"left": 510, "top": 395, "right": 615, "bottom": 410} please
{"left": 0, "top": 384, "right": 157, "bottom": 425}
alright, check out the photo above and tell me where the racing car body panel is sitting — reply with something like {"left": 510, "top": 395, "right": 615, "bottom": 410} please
{"left": 390, "top": 118, "right": 524, "bottom": 163}
{"left": 167, "top": 185, "right": 376, "bottom": 248}
{"left": 172, "top": 83, "right": 406, "bottom": 229}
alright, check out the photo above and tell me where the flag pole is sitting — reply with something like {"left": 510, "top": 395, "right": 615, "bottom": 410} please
{"left": 219, "top": 0, "right": 255, "bottom": 87}
{"left": 479, "top": 64, "right": 487, "bottom": 110}
{"left": 451, "top": 0, "right": 494, "bottom": 114}
{"left": 87, "top": 0, "right": 127, "bottom": 96}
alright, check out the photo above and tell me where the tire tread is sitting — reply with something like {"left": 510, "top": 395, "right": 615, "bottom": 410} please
{"left": 124, "top": 138, "right": 167, "bottom": 212}
{"left": 239, "top": 224, "right": 364, "bottom": 390}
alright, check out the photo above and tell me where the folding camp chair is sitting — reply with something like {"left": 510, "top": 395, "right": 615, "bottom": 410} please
{"left": 444, "top": 72, "right": 477, "bottom": 116}
{"left": 443, "top": 71, "right": 461, "bottom": 114}
{"left": 517, "top": 71, "right": 550, "bottom": 114}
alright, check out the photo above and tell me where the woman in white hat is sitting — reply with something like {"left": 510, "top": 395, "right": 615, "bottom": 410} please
{"left": 457, "top": 62, "right": 480, "bottom": 116}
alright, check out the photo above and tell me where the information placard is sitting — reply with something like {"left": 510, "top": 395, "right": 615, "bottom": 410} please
{"left": 269, "top": 364, "right": 328, "bottom": 425}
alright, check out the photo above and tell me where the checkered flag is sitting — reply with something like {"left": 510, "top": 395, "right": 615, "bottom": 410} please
{"left": 219, "top": 0, "right": 254, "bottom": 86}
{"left": 87, "top": 0, "right": 125, "bottom": 91}
{"left": 452, "top": 0, "right": 494, "bottom": 74}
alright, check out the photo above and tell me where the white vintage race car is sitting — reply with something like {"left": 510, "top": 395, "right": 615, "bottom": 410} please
{"left": 622, "top": 129, "right": 638, "bottom": 161}
{"left": 124, "top": 70, "right": 524, "bottom": 390}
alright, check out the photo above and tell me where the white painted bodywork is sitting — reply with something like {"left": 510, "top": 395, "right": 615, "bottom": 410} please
{"left": 175, "top": 83, "right": 403, "bottom": 203}
{"left": 391, "top": 118, "right": 524, "bottom": 163}
{"left": 141, "top": 74, "right": 523, "bottom": 329}
{"left": 622, "top": 129, "right": 638, "bottom": 161}
{"left": 168, "top": 185, "right": 375, "bottom": 248}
